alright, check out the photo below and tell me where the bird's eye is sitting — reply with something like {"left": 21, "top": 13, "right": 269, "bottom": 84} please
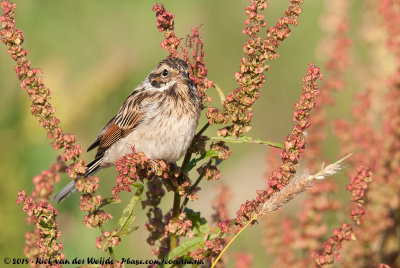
{"left": 162, "top": 69, "right": 168, "bottom": 76}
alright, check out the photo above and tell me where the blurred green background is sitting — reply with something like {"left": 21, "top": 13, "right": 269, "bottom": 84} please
{"left": 0, "top": 1, "right": 377, "bottom": 267}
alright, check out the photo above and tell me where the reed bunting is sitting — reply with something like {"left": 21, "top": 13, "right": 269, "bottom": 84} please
{"left": 53, "top": 57, "right": 201, "bottom": 202}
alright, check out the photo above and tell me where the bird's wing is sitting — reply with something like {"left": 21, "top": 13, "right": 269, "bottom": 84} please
{"left": 87, "top": 92, "right": 144, "bottom": 158}
{"left": 87, "top": 116, "right": 115, "bottom": 152}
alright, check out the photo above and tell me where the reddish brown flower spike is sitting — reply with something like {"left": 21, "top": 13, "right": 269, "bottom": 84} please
{"left": 152, "top": 3, "right": 180, "bottom": 58}
{"left": 209, "top": 0, "right": 305, "bottom": 137}
{"left": 346, "top": 167, "right": 372, "bottom": 225}
{"left": 16, "top": 191, "right": 65, "bottom": 263}
{"left": 0, "top": 0, "right": 86, "bottom": 179}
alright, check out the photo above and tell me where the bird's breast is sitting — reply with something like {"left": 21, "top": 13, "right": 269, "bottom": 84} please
{"left": 101, "top": 111, "right": 199, "bottom": 165}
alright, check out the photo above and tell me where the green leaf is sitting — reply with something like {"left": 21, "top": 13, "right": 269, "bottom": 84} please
{"left": 117, "top": 184, "right": 144, "bottom": 233}
{"left": 208, "top": 226, "right": 227, "bottom": 240}
{"left": 98, "top": 197, "right": 121, "bottom": 209}
{"left": 38, "top": 220, "right": 52, "bottom": 229}
{"left": 119, "top": 215, "right": 135, "bottom": 232}
{"left": 187, "top": 150, "right": 222, "bottom": 171}
{"left": 203, "top": 150, "right": 222, "bottom": 158}
{"left": 185, "top": 209, "right": 210, "bottom": 236}
{"left": 210, "top": 135, "right": 284, "bottom": 149}
{"left": 157, "top": 210, "right": 209, "bottom": 266}
{"left": 116, "top": 226, "right": 139, "bottom": 236}
{"left": 164, "top": 237, "right": 204, "bottom": 266}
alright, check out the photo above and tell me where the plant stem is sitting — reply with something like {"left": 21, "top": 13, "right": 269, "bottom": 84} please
{"left": 180, "top": 174, "right": 204, "bottom": 211}
{"left": 211, "top": 213, "right": 259, "bottom": 268}
{"left": 197, "top": 122, "right": 210, "bottom": 136}
{"left": 170, "top": 192, "right": 181, "bottom": 250}
{"left": 180, "top": 154, "right": 191, "bottom": 182}
{"left": 170, "top": 153, "right": 189, "bottom": 250}
{"left": 170, "top": 122, "right": 210, "bottom": 250}
{"left": 212, "top": 83, "right": 226, "bottom": 104}
{"left": 99, "top": 225, "right": 116, "bottom": 260}
{"left": 180, "top": 160, "right": 210, "bottom": 212}
{"left": 210, "top": 136, "right": 284, "bottom": 149}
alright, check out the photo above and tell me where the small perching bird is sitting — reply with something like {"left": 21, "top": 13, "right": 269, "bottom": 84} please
{"left": 53, "top": 57, "right": 201, "bottom": 203}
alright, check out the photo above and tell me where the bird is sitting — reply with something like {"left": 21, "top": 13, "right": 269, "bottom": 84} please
{"left": 52, "top": 57, "right": 201, "bottom": 203}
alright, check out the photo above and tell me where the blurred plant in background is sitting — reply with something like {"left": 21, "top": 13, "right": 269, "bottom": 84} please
{"left": 1, "top": 0, "right": 399, "bottom": 267}
{"left": 263, "top": 0, "right": 400, "bottom": 267}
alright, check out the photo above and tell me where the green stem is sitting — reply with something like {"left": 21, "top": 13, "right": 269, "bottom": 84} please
{"left": 180, "top": 160, "right": 210, "bottom": 212}
{"left": 210, "top": 135, "right": 283, "bottom": 149}
{"left": 170, "top": 192, "right": 182, "bottom": 250}
{"left": 180, "top": 153, "right": 192, "bottom": 179}
{"left": 99, "top": 225, "right": 116, "bottom": 260}
{"left": 211, "top": 213, "right": 259, "bottom": 268}
{"left": 169, "top": 122, "right": 210, "bottom": 250}
{"left": 212, "top": 83, "right": 226, "bottom": 104}
{"left": 180, "top": 174, "right": 203, "bottom": 211}
{"left": 197, "top": 122, "right": 210, "bottom": 136}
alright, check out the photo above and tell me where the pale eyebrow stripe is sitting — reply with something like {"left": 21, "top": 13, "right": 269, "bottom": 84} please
{"left": 156, "top": 81, "right": 175, "bottom": 92}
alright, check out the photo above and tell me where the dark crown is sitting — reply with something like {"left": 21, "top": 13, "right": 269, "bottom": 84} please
{"left": 157, "top": 57, "right": 189, "bottom": 72}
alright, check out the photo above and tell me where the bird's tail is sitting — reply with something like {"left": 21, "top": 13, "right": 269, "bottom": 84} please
{"left": 51, "top": 180, "right": 76, "bottom": 203}
{"left": 52, "top": 157, "right": 102, "bottom": 203}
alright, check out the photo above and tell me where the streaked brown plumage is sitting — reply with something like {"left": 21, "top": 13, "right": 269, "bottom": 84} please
{"left": 53, "top": 57, "right": 201, "bottom": 202}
